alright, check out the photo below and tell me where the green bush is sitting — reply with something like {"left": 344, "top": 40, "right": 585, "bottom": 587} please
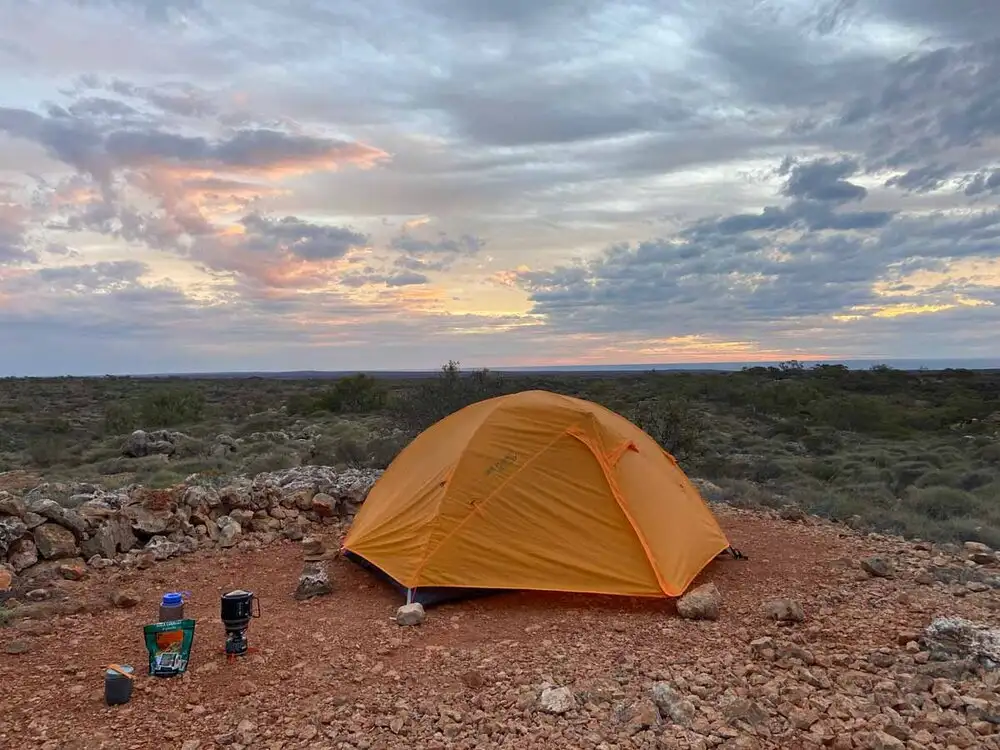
{"left": 628, "top": 397, "right": 704, "bottom": 463}
{"left": 390, "top": 360, "right": 506, "bottom": 435}
{"left": 103, "top": 402, "right": 138, "bottom": 434}
{"left": 26, "top": 435, "right": 66, "bottom": 468}
{"left": 906, "top": 486, "right": 980, "bottom": 521}
{"left": 137, "top": 387, "right": 206, "bottom": 427}
{"left": 316, "top": 374, "right": 387, "bottom": 414}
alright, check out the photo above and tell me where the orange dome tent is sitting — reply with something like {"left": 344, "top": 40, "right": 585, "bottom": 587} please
{"left": 343, "top": 389, "right": 732, "bottom": 605}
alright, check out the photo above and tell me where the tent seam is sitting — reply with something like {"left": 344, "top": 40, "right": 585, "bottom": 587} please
{"left": 566, "top": 427, "right": 672, "bottom": 596}
{"left": 407, "top": 419, "right": 587, "bottom": 588}
{"left": 401, "top": 397, "right": 511, "bottom": 587}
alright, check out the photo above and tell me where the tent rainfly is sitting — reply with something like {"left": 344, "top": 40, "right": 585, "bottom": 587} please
{"left": 343, "top": 389, "right": 733, "bottom": 605}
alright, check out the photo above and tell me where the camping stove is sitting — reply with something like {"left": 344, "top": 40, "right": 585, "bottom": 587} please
{"left": 219, "top": 589, "right": 260, "bottom": 661}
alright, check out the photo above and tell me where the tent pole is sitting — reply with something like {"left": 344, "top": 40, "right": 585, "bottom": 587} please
{"left": 406, "top": 588, "right": 413, "bottom": 605}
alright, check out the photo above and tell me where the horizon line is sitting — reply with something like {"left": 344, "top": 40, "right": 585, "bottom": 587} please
{"left": 5, "top": 356, "right": 1000, "bottom": 379}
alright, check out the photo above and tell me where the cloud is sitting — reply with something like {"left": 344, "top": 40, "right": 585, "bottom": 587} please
{"left": 0, "top": 107, "right": 386, "bottom": 181}
{"left": 0, "top": 201, "right": 37, "bottom": 266}
{"left": 779, "top": 156, "right": 866, "bottom": 203}
{"left": 2, "top": 0, "right": 1000, "bottom": 373}
{"left": 390, "top": 230, "right": 483, "bottom": 272}
{"left": 507, "top": 158, "right": 1000, "bottom": 354}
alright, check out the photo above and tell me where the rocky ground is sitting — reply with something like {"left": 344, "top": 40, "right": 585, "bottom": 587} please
{"left": 2, "top": 500, "right": 999, "bottom": 750}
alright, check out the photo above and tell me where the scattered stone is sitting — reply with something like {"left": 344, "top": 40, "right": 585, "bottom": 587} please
{"left": 923, "top": 616, "right": 1000, "bottom": 669}
{"left": 294, "top": 561, "right": 333, "bottom": 600}
{"left": 461, "top": 669, "right": 485, "bottom": 689}
{"left": 778, "top": 505, "right": 807, "bottom": 522}
{"left": 395, "top": 602, "right": 425, "bottom": 626}
{"left": 110, "top": 590, "right": 140, "bottom": 608}
{"left": 676, "top": 582, "right": 721, "bottom": 620}
{"left": 651, "top": 683, "right": 695, "bottom": 726}
{"left": 861, "top": 556, "right": 894, "bottom": 578}
{"left": 4, "top": 640, "right": 30, "bottom": 654}
{"left": 539, "top": 685, "right": 576, "bottom": 714}
{"left": 763, "top": 597, "right": 805, "bottom": 623}
{"left": 965, "top": 541, "right": 993, "bottom": 555}
{"left": 57, "top": 561, "right": 86, "bottom": 581}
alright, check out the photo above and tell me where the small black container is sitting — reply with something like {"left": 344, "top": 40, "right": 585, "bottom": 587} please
{"left": 104, "top": 665, "right": 134, "bottom": 705}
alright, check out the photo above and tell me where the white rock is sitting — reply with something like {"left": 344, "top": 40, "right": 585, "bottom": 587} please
{"left": 395, "top": 602, "right": 425, "bottom": 626}
{"left": 539, "top": 686, "right": 576, "bottom": 714}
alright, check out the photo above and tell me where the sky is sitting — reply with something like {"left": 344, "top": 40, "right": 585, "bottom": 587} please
{"left": 1, "top": 0, "right": 999, "bottom": 375}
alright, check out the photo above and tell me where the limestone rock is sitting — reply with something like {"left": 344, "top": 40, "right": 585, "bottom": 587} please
{"left": 110, "top": 589, "right": 140, "bottom": 608}
{"left": 294, "top": 561, "right": 333, "bottom": 600}
{"left": 395, "top": 602, "right": 426, "bottom": 626}
{"left": 311, "top": 493, "right": 336, "bottom": 517}
{"left": 651, "top": 683, "right": 695, "bottom": 726}
{"left": 861, "top": 556, "right": 894, "bottom": 578}
{"left": 32, "top": 523, "right": 78, "bottom": 560}
{"left": 145, "top": 535, "right": 181, "bottom": 561}
{"left": 27, "top": 499, "right": 87, "bottom": 538}
{"left": 80, "top": 516, "right": 137, "bottom": 559}
{"left": 922, "top": 616, "right": 1000, "bottom": 668}
{"left": 676, "top": 582, "right": 721, "bottom": 620}
{"left": 539, "top": 685, "right": 575, "bottom": 714}
{"left": 7, "top": 538, "right": 38, "bottom": 573}
{"left": 0, "top": 492, "right": 26, "bottom": 518}
{"left": 763, "top": 598, "right": 805, "bottom": 623}
{"left": 302, "top": 535, "right": 328, "bottom": 561}
{"left": 0, "top": 516, "right": 27, "bottom": 558}
{"left": 217, "top": 516, "right": 242, "bottom": 548}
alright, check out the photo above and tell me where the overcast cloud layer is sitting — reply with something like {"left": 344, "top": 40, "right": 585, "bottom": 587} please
{"left": 1, "top": 0, "right": 999, "bottom": 374}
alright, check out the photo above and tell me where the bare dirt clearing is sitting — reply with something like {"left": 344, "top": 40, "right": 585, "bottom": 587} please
{"left": 2, "top": 508, "right": 998, "bottom": 750}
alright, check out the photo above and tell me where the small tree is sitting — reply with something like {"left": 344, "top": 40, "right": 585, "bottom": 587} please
{"left": 316, "top": 374, "right": 387, "bottom": 413}
{"left": 627, "top": 397, "right": 704, "bottom": 464}
{"left": 390, "top": 360, "right": 506, "bottom": 435}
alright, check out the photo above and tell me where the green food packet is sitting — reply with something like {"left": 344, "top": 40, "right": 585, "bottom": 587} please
{"left": 143, "top": 618, "right": 196, "bottom": 677}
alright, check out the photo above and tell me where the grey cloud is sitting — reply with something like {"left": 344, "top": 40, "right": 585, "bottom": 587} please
{"left": 390, "top": 233, "right": 482, "bottom": 256}
{"left": 341, "top": 269, "right": 429, "bottom": 288}
{"left": 964, "top": 169, "right": 1000, "bottom": 196}
{"left": 512, "top": 160, "right": 1000, "bottom": 341}
{"left": 106, "top": 79, "right": 217, "bottom": 118}
{"left": 867, "top": 0, "right": 1000, "bottom": 45}
{"left": 885, "top": 164, "right": 957, "bottom": 194}
{"left": 695, "top": 10, "right": 888, "bottom": 111}
{"left": 239, "top": 213, "right": 369, "bottom": 261}
{"left": 423, "top": 72, "right": 693, "bottom": 147}
{"left": 688, "top": 159, "right": 895, "bottom": 236}
{"left": 779, "top": 156, "right": 866, "bottom": 203}
{"left": 389, "top": 231, "right": 483, "bottom": 272}
{"left": 0, "top": 203, "right": 37, "bottom": 266}
{"left": 810, "top": 39, "right": 1000, "bottom": 185}
{"left": 69, "top": 0, "right": 205, "bottom": 24}
{"left": 416, "top": 0, "right": 605, "bottom": 28}
{"left": 66, "top": 97, "right": 140, "bottom": 120}
{"left": 34, "top": 260, "right": 147, "bottom": 290}
{"left": 0, "top": 105, "right": 378, "bottom": 180}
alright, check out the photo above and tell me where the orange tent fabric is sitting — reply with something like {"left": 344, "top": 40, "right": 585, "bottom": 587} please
{"left": 343, "top": 390, "right": 730, "bottom": 598}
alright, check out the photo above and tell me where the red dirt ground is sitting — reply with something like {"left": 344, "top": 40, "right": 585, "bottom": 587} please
{"left": 1, "top": 507, "right": 997, "bottom": 750}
